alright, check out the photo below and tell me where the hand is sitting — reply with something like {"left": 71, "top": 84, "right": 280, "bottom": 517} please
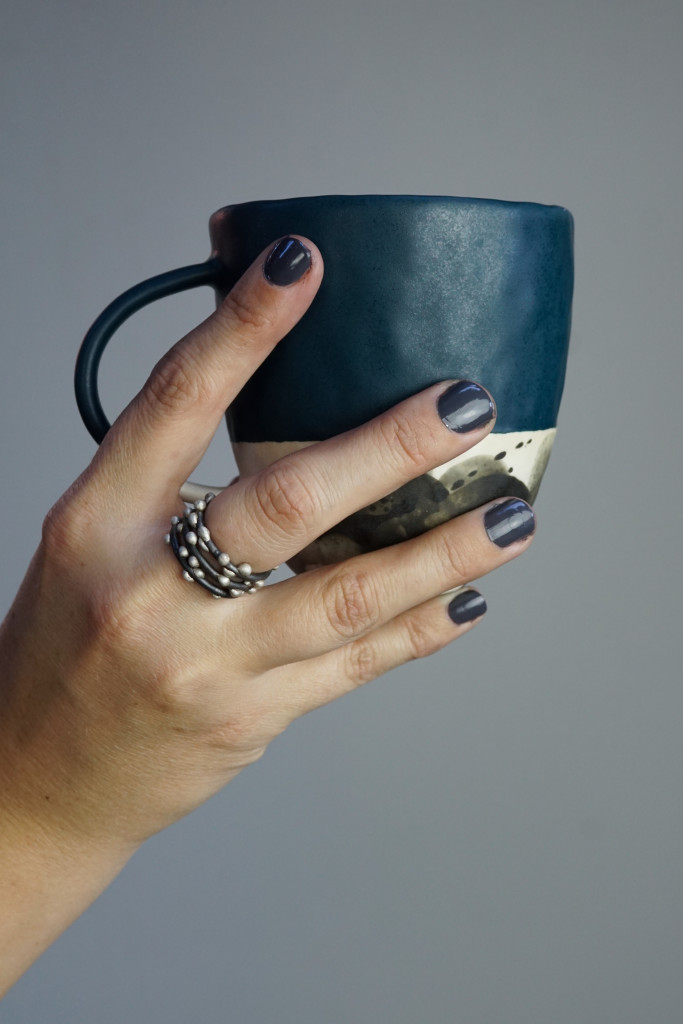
{"left": 0, "top": 235, "right": 535, "bottom": 988}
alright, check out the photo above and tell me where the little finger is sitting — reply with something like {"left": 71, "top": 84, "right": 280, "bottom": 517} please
{"left": 270, "top": 587, "right": 488, "bottom": 720}
{"left": 238, "top": 496, "right": 536, "bottom": 669}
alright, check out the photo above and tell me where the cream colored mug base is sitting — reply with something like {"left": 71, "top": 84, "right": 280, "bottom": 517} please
{"left": 180, "top": 429, "right": 555, "bottom": 573}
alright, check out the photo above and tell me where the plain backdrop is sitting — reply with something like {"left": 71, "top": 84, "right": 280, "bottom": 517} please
{"left": 1, "top": 0, "right": 682, "bottom": 1021}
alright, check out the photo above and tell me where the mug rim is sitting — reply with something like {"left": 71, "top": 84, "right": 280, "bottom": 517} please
{"left": 211, "top": 193, "right": 572, "bottom": 217}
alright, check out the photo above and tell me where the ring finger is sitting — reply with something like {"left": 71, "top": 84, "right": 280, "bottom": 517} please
{"left": 236, "top": 495, "right": 537, "bottom": 670}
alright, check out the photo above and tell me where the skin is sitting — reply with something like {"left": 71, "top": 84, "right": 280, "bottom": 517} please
{"left": 0, "top": 236, "right": 535, "bottom": 995}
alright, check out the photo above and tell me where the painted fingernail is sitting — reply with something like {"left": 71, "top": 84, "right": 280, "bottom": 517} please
{"left": 484, "top": 498, "right": 536, "bottom": 548}
{"left": 264, "top": 237, "right": 312, "bottom": 285}
{"left": 448, "top": 588, "right": 487, "bottom": 625}
{"left": 437, "top": 380, "right": 496, "bottom": 433}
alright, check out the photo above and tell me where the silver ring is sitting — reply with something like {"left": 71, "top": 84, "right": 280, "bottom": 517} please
{"left": 165, "top": 493, "right": 275, "bottom": 598}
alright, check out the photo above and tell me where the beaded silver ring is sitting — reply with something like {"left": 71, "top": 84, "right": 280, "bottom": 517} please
{"left": 165, "top": 493, "right": 275, "bottom": 598}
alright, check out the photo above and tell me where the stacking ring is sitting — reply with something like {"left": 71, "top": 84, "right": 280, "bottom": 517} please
{"left": 166, "top": 493, "right": 276, "bottom": 598}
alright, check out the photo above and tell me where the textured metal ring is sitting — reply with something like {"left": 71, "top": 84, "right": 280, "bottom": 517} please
{"left": 165, "top": 493, "right": 275, "bottom": 598}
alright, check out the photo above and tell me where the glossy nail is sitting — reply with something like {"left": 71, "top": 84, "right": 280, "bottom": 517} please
{"left": 264, "top": 237, "right": 312, "bottom": 285}
{"left": 437, "top": 380, "right": 495, "bottom": 433}
{"left": 448, "top": 589, "right": 487, "bottom": 625}
{"left": 484, "top": 498, "right": 536, "bottom": 548}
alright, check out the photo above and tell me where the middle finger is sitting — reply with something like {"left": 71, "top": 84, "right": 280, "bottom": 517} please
{"left": 206, "top": 378, "right": 497, "bottom": 572}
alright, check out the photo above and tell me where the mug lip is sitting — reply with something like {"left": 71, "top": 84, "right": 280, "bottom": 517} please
{"left": 211, "top": 193, "right": 572, "bottom": 219}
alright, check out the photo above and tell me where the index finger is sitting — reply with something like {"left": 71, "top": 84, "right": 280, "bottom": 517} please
{"left": 90, "top": 236, "right": 323, "bottom": 511}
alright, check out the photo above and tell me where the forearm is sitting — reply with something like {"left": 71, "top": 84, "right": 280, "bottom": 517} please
{"left": 0, "top": 803, "right": 136, "bottom": 997}
{"left": 0, "top": 603, "right": 138, "bottom": 997}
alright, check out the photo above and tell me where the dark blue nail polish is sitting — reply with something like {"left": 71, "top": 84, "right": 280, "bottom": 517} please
{"left": 484, "top": 498, "right": 536, "bottom": 548}
{"left": 264, "top": 237, "right": 312, "bottom": 285}
{"left": 437, "top": 380, "right": 495, "bottom": 433}
{"left": 448, "top": 589, "right": 487, "bottom": 624}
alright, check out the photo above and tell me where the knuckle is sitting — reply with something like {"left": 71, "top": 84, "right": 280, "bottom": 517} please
{"left": 345, "top": 636, "right": 380, "bottom": 687}
{"left": 323, "top": 569, "right": 381, "bottom": 642}
{"left": 440, "top": 532, "right": 472, "bottom": 583}
{"left": 41, "top": 499, "right": 81, "bottom": 560}
{"left": 402, "top": 614, "right": 442, "bottom": 662}
{"left": 208, "top": 712, "right": 269, "bottom": 756}
{"left": 144, "top": 346, "right": 214, "bottom": 416}
{"left": 143, "top": 665, "right": 205, "bottom": 726}
{"left": 218, "top": 287, "right": 273, "bottom": 336}
{"left": 85, "top": 587, "right": 197, "bottom": 715}
{"left": 252, "top": 462, "right": 321, "bottom": 538}
{"left": 378, "top": 410, "right": 432, "bottom": 472}
{"left": 41, "top": 485, "right": 100, "bottom": 565}
{"left": 85, "top": 577, "right": 152, "bottom": 653}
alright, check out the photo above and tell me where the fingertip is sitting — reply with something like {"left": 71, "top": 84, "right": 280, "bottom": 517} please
{"left": 262, "top": 235, "right": 323, "bottom": 287}
{"left": 483, "top": 497, "right": 537, "bottom": 549}
{"left": 446, "top": 587, "right": 488, "bottom": 626}
{"left": 436, "top": 379, "right": 497, "bottom": 435}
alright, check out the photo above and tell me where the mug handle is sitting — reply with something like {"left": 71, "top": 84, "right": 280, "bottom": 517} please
{"left": 74, "top": 256, "right": 229, "bottom": 502}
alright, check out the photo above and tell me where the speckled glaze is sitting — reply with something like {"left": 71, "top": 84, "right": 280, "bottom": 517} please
{"left": 209, "top": 195, "right": 574, "bottom": 571}
{"left": 75, "top": 194, "right": 573, "bottom": 573}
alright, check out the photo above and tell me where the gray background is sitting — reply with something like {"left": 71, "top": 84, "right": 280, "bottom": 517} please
{"left": 1, "top": 0, "right": 681, "bottom": 1020}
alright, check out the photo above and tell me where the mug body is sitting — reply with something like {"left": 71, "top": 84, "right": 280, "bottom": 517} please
{"left": 209, "top": 194, "right": 574, "bottom": 571}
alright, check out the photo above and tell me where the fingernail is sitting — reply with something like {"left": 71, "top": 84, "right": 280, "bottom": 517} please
{"left": 448, "top": 588, "right": 487, "bottom": 625}
{"left": 437, "top": 380, "right": 496, "bottom": 433}
{"left": 264, "top": 237, "right": 312, "bottom": 286}
{"left": 484, "top": 498, "right": 536, "bottom": 548}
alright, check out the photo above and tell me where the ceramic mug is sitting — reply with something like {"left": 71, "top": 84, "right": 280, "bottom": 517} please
{"left": 75, "top": 194, "right": 574, "bottom": 572}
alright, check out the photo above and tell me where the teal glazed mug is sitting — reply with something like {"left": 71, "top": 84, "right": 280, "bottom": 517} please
{"left": 75, "top": 194, "right": 574, "bottom": 572}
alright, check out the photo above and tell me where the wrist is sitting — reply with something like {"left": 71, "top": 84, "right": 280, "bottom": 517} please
{"left": 0, "top": 789, "right": 138, "bottom": 997}
{"left": 0, "top": 608, "right": 140, "bottom": 996}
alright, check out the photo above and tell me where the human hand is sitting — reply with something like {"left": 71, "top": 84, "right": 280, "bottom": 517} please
{"left": 0, "top": 234, "right": 536, "bottom": 853}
